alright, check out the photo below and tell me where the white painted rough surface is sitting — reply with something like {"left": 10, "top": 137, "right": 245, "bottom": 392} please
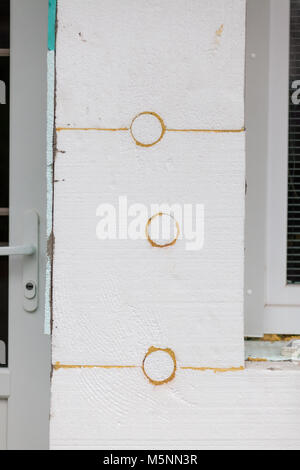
{"left": 55, "top": 0, "right": 245, "bottom": 130}
{"left": 50, "top": 0, "right": 300, "bottom": 450}
{"left": 52, "top": 131, "right": 245, "bottom": 368}
{"left": 51, "top": 365, "right": 300, "bottom": 450}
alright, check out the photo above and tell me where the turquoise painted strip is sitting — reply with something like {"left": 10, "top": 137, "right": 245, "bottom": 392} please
{"left": 48, "top": 0, "right": 57, "bottom": 51}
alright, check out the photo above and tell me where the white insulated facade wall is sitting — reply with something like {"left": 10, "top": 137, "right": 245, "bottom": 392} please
{"left": 50, "top": 0, "right": 300, "bottom": 450}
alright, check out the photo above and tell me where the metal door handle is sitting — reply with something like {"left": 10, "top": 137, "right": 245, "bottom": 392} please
{"left": 2, "top": 210, "right": 39, "bottom": 312}
{"left": 0, "top": 245, "right": 36, "bottom": 256}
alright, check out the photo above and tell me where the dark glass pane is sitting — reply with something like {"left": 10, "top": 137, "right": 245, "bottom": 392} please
{"left": 0, "top": 216, "right": 8, "bottom": 367}
{"left": 0, "top": 56, "right": 9, "bottom": 208}
{"left": 287, "top": 0, "right": 300, "bottom": 284}
{"left": 0, "top": 0, "right": 9, "bottom": 49}
{"left": 0, "top": 1, "right": 9, "bottom": 367}
{"left": 0, "top": 215, "right": 8, "bottom": 242}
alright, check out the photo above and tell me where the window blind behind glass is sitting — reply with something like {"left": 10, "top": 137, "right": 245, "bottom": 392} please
{"left": 288, "top": 0, "right": 300, "bottom": 284}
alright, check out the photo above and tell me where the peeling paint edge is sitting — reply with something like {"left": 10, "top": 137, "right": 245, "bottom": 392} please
{"left": 246, "top": 335, "right": 300, "bottom": 342}
{"left": 45, "top": 49, "right": 55, "bottom": 335}
{"left": 45, "top": 0, "right": 56, "bottom": 334}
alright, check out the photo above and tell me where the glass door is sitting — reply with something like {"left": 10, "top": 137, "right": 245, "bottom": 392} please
{"left": 0, "top": 0, "right": 50, "bottom": 449}
{"left": 0, "top": 0, "right": 9, "bottom": 368}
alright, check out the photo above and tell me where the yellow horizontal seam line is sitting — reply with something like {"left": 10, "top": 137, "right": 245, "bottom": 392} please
{"left": 246, "top": 357, "right": 268, "bottom": 363}
{"left": 55, "top": 127, "right": 245, "bottom": 133}
{"left": 53, "top": 362, "right": 139, "bottom": 371}
{"left": 166, "top": 128, "right": 245, "bottom": 133}
{"left": 53, "top": 363, "right": 245, "bottom": 373}
{"left": 56, "top": 127, "right": 129, "bottom": 132}
{"left": 180, "top": 366, "right": 245, "bottom": 373}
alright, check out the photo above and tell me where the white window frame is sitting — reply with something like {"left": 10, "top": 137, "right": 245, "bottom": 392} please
{"left": 245, "top": 0, "right": 270, "bottom": 337}
{"left": 245, "top": 0, "right": 300, "bottom": 336}
{"left": 264, "top": 0, "right": 300, "bottom": 334}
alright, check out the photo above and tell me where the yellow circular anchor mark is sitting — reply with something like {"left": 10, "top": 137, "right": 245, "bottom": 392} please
{"left": 142, "top": 346, "right": 177, "bottom": 386}
{"left": 145, "top": 212, "right": 180, "bottom": 248}
{"left": 130, "top": 111, "right": 166, "bottom": 147}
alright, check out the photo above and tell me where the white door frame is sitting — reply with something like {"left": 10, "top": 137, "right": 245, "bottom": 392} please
{"left": 0, "top": 0, "right": 50, "bottom": 450}
{"left": 244, "top": 0, "right": 270, "bottom": 337}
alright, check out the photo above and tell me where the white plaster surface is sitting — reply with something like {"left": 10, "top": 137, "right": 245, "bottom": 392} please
{"left": 52, "top": 131, "right": 245, "bottom": 368}
{"left": 51, "top": 365, "right": 300, "bottom": 450}
{"left": 51, "top": 0, "right": 300, "bottom": 450}
{"left": 56, "top": 0, "right": 246, "bottom": 130}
